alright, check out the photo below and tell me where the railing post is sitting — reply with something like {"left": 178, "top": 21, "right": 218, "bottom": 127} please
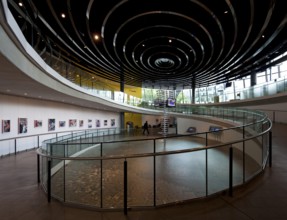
{"left": 154, "top": 139, "right": 156, "bottom": 207}
{"left": 100, "top": 143, "right": 103, "bottom": 208}
{"left": 14, "top": 139, "right": 17, "bottom": 155}
{"left": 206, "top": 148, "right": 208, "bottom": 197}
{"left": 243, "top": 127, "right": 246, "bottom": 183}
{"left": 229, "top": 147, "right": 233, "bottom": 197}
{"left": 37, "top": 154, "right": 40, "bottom": 183}
{"left": 124, "top": 160, "right": 128, "bottom": 215}
{"left": 63, "top": 159, "right": 66, "bottom": 202}
{"left": 47, "top": 159, "right": 51, "bottom": 203}
{"left": 269, "top": 131, "right": 272, "bottom": 167}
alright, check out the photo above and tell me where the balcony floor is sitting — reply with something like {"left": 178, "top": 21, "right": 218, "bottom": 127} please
{"left": 0, "top": 123, "right": 287, "bottom": 220}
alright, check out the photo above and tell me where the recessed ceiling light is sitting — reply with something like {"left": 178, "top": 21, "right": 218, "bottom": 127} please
{"left": 61, "top": 13, "right": 66, "bottom": 18}
{"left": 19, "top": 2, "right": 23, "bottom": 7}
{"left": 94, "top": 34, "right": 100, "bottom": 40}
{"left": 169, "top": 39, "right": 172, "bottom": 43}
{"left": 142, "top": 44, "right": 145, "bottom": 47}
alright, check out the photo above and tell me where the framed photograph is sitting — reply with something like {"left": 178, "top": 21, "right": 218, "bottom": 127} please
{"left": 59, "top": 121, "right": 66, "bottom": 127}
{"left": 48, "top": 119, "right": 55, "bottom": 131}
{"left": 111, "top": 119, "right": 115, "bottom": 127}
{"left": 96, "top": 119, "right": 100, "bottom": 128}
{"left": 18, "top": 118, "right": 28, "bottom": 134}
{"left": 104, "top": 120, "right": 107, "bottom": 126}
{"left": 69, "top": 119, "right": 77, "bottom": 127}
{"left": 2, "top": 120, "right": 10, "bottom": 133}
{"left": 34, "top": 120, "right": 42, "bottom": 128}
{"left": 88, "top": 119, "right": 92, "bottom": 128}
{"left": 79, "top": 120, "right": 84, "bottom": 127}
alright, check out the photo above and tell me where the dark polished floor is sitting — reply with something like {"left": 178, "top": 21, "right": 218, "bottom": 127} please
{"left": 0, "top": 123, "right": 287, "bottom": 220}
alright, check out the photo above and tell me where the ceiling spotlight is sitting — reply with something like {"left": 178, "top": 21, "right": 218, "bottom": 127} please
{"left": 142, "top": 44, "right": 145, "bottom": 47}
{"left": 61, "top": 13, "right": 66, "bottom": 18}
{"left": 262, "top": 35, "right": 265, "bottom": 38}
{"left": 94, "top": 34, "right": 100, "bottom": 40}
{"left": 224, "top": 10, "right": 228, "bottom": 14}
{"left": 169, "top": 39, "right": 172, "bottom": 43}
{"left": 19, "top": 2, "right": 23, "bottom": 7}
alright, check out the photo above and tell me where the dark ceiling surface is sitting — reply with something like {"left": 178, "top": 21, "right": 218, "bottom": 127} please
{"left": 7, "top": 0, "right": 287, "bottom": 89}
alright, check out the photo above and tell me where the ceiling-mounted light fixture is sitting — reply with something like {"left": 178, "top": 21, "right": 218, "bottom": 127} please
{"left": 94, "top": 34, "right": 100, "bottom": 40}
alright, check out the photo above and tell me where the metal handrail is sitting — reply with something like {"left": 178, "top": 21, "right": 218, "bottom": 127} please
{"left": 37, "top": 118, "right": 272, "bottom": 161}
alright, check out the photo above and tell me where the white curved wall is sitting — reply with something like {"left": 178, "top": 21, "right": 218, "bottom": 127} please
{"left": 0, "top": 94, "right": 119, "bottom": 156}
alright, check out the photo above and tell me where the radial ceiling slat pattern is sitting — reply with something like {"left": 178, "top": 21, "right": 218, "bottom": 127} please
{"left": 8, "top": 0, "right": 287, "bottom": 89}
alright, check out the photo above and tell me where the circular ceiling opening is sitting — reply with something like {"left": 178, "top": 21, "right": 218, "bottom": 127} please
{"left": 155, "top": 58, "right": 175, "bottom": 69}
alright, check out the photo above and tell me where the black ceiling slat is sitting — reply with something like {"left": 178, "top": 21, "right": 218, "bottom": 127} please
{"left": 7, "top": 0, "right": 287, "bottom": 89}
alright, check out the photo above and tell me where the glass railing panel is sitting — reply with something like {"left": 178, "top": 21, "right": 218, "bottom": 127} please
{"left": 127, "top": 156, "right": 154, "bottom": 207}
{"left": 0, "top": 139, "right": 15, "bottom": 156}
{"left": 102, "top": 140, "right": 154, "bottom": 156}
{"left": 156, "top": 135, "right": 206, "bottom": 153}
{"left": 207, "top": 145, "right": 230, "bottom": 195}
{"left": 232, "top": 142, "right": 244, "bottom": 186}
{"left": 41, "top": 156, "right": 48, "bottom": 192}
{"left": 276, "top": 80, "right": 284, "bottom": 93}
{"left": 49, "top": 143, "right": 66, "bottom": 157}
{"left": 219, "top": 127, "right": 243, "bottom": 144}
{"left": 261, "top": 124, "right": 270, "bottom": 165}
{"left": 156, "top": 151, "right": 206, "bottom": 205}
{"left": 51, "top": 159, "right": 64, "bottom": 202}
{"left": 66, "top": 143, "right": 83, "bottom": 156}
{"left": 64, "top": 159, "right": 101, "bottom": 207}
{"left": 102, "top": 159, "right": 125, "bottom": 208}
{"left": 244, "top": 138, "right": 263, "bottom": 182}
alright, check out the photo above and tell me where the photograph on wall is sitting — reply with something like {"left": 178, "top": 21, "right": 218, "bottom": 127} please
{"left": 59, "top": 121, "right": 66, "bottom": 127}
{"left": 111, "top": 119, "right": 115, "bottom": 127}
{"left": 48, "top": 119, "right": 55, "bottom": 131}
{"left": 79, "top": 120, "right": 84, "bottom": 127}
{"left": 69, "top": 119, "right": 77, "bottom": 127}
{"left": 96, "top": 119, "right": 100, "bottom": 127}
{"left": 104, "top": 120, "right": 107, "bottom": 126}
{"left": 2, "top": 120, "right": 10, "bottom": 133}
{"left": 88, "top": 119, "right": 92, "bottom": 128}
{"left": 18, "top": 118, "right": 28, "bottom": 134}
{"left": 34, "top": 120, "right": 42, "bottom": 128}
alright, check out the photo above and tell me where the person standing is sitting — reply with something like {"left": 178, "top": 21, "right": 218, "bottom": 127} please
{"left": 143, "top": 121, "right": 149, "bottom": 135}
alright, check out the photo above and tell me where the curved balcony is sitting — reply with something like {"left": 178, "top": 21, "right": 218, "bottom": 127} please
{"left": 37, "top": 107, "right": 272, "bottom": 211}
